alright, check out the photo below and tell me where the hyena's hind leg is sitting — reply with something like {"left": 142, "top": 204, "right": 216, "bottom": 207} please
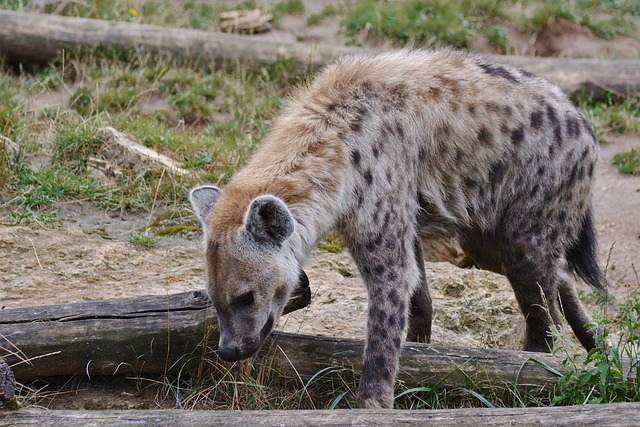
{"left": 407, "top": 237, "right": 432, "bottom": 343}
{"left": 557, "top": 270, "right": 597, "bottom": 350}
{"left": 501, "top": 238, "right": 565, "bottom": 353}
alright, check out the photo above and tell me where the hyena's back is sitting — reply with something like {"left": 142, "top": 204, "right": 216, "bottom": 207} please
{"left": 274, "top": 49, "right": 603, "bottom": 351}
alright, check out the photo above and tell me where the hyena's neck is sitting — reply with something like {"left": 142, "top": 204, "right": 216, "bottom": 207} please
{"left": 222, "top": 172, "right": 346, "bottom": 264}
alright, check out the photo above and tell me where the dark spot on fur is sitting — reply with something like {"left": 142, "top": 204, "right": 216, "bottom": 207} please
{"left": 546, "top": 104, "right": 559, "bottom": 128}
{"left": 364, "top": 169, "right": 373, "bottom": 185}
{"left": 489, "top": 161, "right": 506, "bottom": 182}
{"left": 429, "top": 86, "right": 443, "bottom": 99}
{"left": 396, "top": 122, "right": 405, "bottom": 139}
{"left": 500, "top": 123, "right": 510, "bottom": 135}
{"left": 373, "top": 145, "right": 380, "bottom": 158}
{"left": 531, "top": 183, "right": 540, "bottom": 197}
{"left": 385, "top": 270, "right": 398, "bottom": 282}
{"left": 544, "top": 191, "right": 554, "bottom": 204}
{"left": 463, "top": 176, "right": 476, "bottom": 189}
{"left": 394, "top": 337, "right": 402, "bottom": 349}
{"left": 577, "top": 164, "right": 586, "bottom": 181}
{"left": 579, "top": 114, "right": 597, "bottom": 143}
{"left": 373, "top": 264, "right": 386, "bottom": 276}
{"left": 520, "top": 68, "right": 535, "bottom": 78}
{"left": 477, "top": 127, "right": 493, "bottom": 145}
{"left": 351, "top": 149, "right": 361, "bottom": 166}
{"left": 397, "top": 313, "right": 406, "bottom": 330}
{"left": 366, "top": 233, "right": 384, "bottom": 252}
{"left": 389, "top": 288, "right": 399, "bottom": 306}
{"left": 566, "top": 116, "right": 582, "bottom": 138}
{"left": 478, "top": 62, "right": 520, "bottom": 83}
{"left": 437, "top": 125, "right": 451, "bottom": 140}
{"left": 383, "top": 211, "right": 391, "bottom": 227}
{"left": 468, "top": 104, "right": 477, "bottom": 116}
{"left": 558, "top": 211, "right": 567, "bottom": 224}
{"left": 568, "top": 163, "right": 580, "bottom": 187}
{"left": 504, "top": 105, "right": 513, "bottom": 116}
{"left": 486, "top": 102, "right": 502, "bottom": 114}
{"left": 349, "top": 118, "right": 362, "bottom": 133}
{"left": 387, "top": 313, "right": 397, "bottom": 328}
{"left": 588, "top": 163, "right": 595, "bottom": 178}
{"left": 530, "top": 111, "right": 544, "bottom": 130}
{"left": 511, "top": 127, "right": 525, "bottom": 145}
{"left": 553, "top": 123, "right": 563, "bottom": 148}
{"left": 580, "top": 148, "right": 589, "bottom": 161}
{"left": 385, "top": 239, "right": 397, "bottom": 251}
{"left": 537, "top": 165, "right": 546, "bottom": 177}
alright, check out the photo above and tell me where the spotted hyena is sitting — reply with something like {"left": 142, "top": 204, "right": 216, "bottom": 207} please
{"left": 189, "top": 49, "right": 604, "bottom": 409}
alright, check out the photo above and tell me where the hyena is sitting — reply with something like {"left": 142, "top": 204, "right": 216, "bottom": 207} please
{"left": 190, "top": 49, "right": 604, "bottom": 408}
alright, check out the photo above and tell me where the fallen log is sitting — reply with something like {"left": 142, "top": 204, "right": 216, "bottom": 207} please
{"left": 4, "top": 403, "right": 640, "bottom": 426}
{"left": 1, "top": 10, "right": 640, "bottom": 98}
{"left": 0, "top": 10, "right": 358, "bottom": 68}
{"left": 0, "top": 286, "right": 310, "bottom": 380}
{"left": 1, "top": 284, "right": 589, "bottom": 395}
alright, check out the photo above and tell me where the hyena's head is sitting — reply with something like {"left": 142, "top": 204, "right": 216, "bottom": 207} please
{"left": 189, "top": 185, "right": 307, "bottom": 362}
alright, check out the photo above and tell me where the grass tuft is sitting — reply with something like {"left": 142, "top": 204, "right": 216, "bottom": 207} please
{"left": 612, "top": 148, "right": 640, "bottom": 175}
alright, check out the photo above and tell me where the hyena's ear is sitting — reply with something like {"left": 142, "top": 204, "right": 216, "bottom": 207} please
{"left": 244, "top": 195, "right": 294, "bottom": 247}
{"left": 189, "top": 185, "right": 221, "bottom": 229}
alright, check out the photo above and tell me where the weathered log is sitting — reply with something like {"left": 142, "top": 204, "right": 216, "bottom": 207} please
{"left": 0, "top": 286, "right": 310, "bottom": 381}
{"left": 3, "top": 403, "right": 640, "bottom": 426}
{"left": 0, "top": 10, "right": 358, "bottom": 68}
{"left": 0, "top": 283, "right": 587, "bottom": 396}
{"left": 1, "top": 10, "right": 640, "bottom": 98}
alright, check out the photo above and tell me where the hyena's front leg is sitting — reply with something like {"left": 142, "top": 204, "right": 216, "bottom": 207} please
{"left": 407, "top": 237, "right": 432, "bottom": 343}
{"left": 351, "top": 234, "right": 420, "bottom": 408}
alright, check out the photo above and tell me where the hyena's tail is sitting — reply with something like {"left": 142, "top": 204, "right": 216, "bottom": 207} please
{"left": 566, "top": 205, "right": 606, "bottom": 293}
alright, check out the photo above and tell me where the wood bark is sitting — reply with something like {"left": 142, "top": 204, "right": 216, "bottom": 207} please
{"left": 1, "top": 10, "right": 640, "bottom": 98}
{"left": 3, "top": 403, "right": 640, "bottom": 426}
{"left": 0, "top": 284, "right": 593, "bottom": 395}
{"left": 0, "top": 286, "right": 310, "bottom": 381}
{"left": 0, "top": 10, "right": 357, "bottom": 68}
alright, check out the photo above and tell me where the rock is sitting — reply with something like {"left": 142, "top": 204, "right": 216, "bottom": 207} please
{"left": 90, "top": 127, "right": 192, "bottom": 180}
{"left": 0, "top": 135, "right": 19, "bottom": 165}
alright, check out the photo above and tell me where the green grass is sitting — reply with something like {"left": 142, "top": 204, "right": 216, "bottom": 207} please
{"left": 307, "top": 4, "right": 340, "bottom": 26}
{"left": 577, "top": 93, "right": 640, "bottom": 140}
{"left": 612, "top": 148, "right": 640, "bottom": 175}
{"left": 128, "top": 230, "right": 159, "bottom": 247}
{"left": 339, "top": 0, "right": 639, "bottom": 50}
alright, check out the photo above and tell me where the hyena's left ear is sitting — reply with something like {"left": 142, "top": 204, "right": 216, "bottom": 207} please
{"left": 189, "top": 185, "right": 221, "bottom": 229}
{"left": 243, "top": 195, "right": 294, "bottom": 247}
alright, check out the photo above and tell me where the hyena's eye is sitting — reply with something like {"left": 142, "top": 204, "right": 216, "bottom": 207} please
{"left": 233, "top": 291, "right": 254, "bottom": 308}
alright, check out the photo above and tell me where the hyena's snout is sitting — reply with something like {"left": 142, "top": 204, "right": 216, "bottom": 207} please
{"left": 216, "top": 314, "right": 275, "bottom": 362}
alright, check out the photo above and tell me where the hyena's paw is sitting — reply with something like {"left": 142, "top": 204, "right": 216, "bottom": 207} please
{"left": 356, "top": 388, "right": 394, "bottom": 409}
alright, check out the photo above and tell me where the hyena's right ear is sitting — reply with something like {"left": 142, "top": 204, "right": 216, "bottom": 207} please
{"left": 189, "top": 185, "right": 221, "bottom": 229}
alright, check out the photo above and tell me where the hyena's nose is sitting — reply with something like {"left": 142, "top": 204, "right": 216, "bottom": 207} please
{"left": 218, "top": 342, "right": 242, "bottom": 362}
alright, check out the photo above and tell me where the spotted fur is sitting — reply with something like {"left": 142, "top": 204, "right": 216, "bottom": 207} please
{"left": 190, "top": 49, "right": 604, "bottom": 409}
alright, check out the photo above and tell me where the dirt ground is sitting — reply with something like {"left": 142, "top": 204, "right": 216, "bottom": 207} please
{"left": 1, "top": 2, "right": 639, "bottom": 409}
